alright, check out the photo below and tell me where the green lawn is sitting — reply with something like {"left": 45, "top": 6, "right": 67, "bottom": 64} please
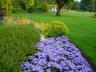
{"left": 14, "top": 11, "right": 96, "bottom": 69}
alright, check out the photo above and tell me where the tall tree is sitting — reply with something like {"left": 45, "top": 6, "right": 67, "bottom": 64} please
{"left": 56, "top": 0, "right": 73, "bottom": 16}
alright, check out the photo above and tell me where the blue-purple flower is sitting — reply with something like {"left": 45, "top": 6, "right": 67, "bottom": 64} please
{"left": 20, "top": 36, "right": 93, "bottom": 72}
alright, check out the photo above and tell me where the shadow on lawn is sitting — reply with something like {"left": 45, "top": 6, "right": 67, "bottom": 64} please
{"left": 70, "top": 40, "right": 96, "bottom": 72}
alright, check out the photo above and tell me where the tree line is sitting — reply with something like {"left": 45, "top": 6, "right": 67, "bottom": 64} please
{"left": 0, "top": 0, "right": 96, "bottom": 17}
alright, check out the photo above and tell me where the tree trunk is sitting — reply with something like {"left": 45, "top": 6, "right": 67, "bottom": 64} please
{"left": 56, "top": 2, "right": 65, "bottom": 16}
{"left": 56, "top": 5, "right": 60, "bottom": 16}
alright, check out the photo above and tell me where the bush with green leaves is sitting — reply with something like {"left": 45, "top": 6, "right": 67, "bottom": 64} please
{"left": 0, "top": 25, "right": 40, "bottom": 72}
{"left": 42, "top": 21, "right": 69, "bottom": 38}
{"left": 94, "top": 13, "right": 96, "bottom": 18}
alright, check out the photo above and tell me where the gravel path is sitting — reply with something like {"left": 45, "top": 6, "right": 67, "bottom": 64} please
{"left": 20, "top": 36, "right": 93, "bottom": 72}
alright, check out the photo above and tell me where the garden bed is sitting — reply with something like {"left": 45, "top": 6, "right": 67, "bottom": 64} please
{"left": 21, "top": 36, "right": 93, "bottom": 72}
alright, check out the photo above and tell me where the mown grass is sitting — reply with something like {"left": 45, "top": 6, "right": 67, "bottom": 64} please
{"left": 0, "top": 25, "right": 40, "bottom": 72}
{"left": 14, "top": 11, "right": 96, "bottom": 70}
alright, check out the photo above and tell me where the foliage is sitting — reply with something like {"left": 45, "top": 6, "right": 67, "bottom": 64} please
{"left": 0, "top": 25, "right": 40, "bottom": 72}
{"left": 80, "top": 0, "right": 96, "bottom": 12}
{"left": 33, "top": 22, "right": 45, "bottom": 32}
{"left": 12, "top": 0, "right": 25, "bottom": 13}
{"left": 40, "top": 2, "right": 49, "bottom": 12}
{"left": 34, "top": 0, "right": 49, "bottom": 12}
{"left": 0, "top": 20, "right": 4, "bottom": 26}
{"left": 72, "top": 1, "right": 80, "bottom": 10}
{"left": 43, "top": 21, "right": 69, "bottom": 38}
{"left": 26, "top": 0, "right": 34, "bottom": 10}
{"left": 34, "top": 21, "right": 69, "bottom": 38}
{"left": 63, "top": 0, "right": 73, "bottom": 10}
{"left": 12, "top": 0, "right": 34, "bottom": 13}
{"left": 27, "top": 7, "right": 46, "bottom": 13}
{"left": 3, "top": 16, "right": 32, "bottom": 25}
{"left": 93, "top": 13, "right": 96, "bottom": 18}
{"left": 91, "top": 13, "right": 96, "bottom": 18}
{"left": 12, "top": 0, "right": 49, "bottom": 13}
{"left": 0, "top": 0, "right": 12, "bottom": 16}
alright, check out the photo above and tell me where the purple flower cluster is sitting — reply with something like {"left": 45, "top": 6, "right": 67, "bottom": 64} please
{"left": 20, "top": 36, "right": 93, "bottom": 72}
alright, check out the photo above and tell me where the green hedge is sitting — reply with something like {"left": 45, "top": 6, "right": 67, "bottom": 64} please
{"left": 0, "top": 25, "right": 40, "bottom": 72}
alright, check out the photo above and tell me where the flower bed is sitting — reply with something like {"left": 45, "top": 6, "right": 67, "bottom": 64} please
{"left": 21, "top": 36, "right": 93, "bottom": 72}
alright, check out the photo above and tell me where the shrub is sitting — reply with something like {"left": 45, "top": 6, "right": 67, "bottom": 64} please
{"left": 39, "top": 21, "right": 69, "bottom": 38}
{"left": 0, "top": 25, "right": 40, "bottom": 72}
{"left": 93, "top": 13, "right": 96, "bottom": 18}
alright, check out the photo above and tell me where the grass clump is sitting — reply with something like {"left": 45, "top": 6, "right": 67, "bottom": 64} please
{"left": 0, "top": 25, "right": 40, "bottom": 72}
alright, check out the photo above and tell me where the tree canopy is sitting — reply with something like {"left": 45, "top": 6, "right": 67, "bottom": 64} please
{"left": 0, "top": 0, "right": 95, "bottom": 16}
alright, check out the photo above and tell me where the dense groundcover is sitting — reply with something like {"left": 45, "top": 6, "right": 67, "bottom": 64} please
{"left": 21, "top": 36, "right": 93, "bottom": 72}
